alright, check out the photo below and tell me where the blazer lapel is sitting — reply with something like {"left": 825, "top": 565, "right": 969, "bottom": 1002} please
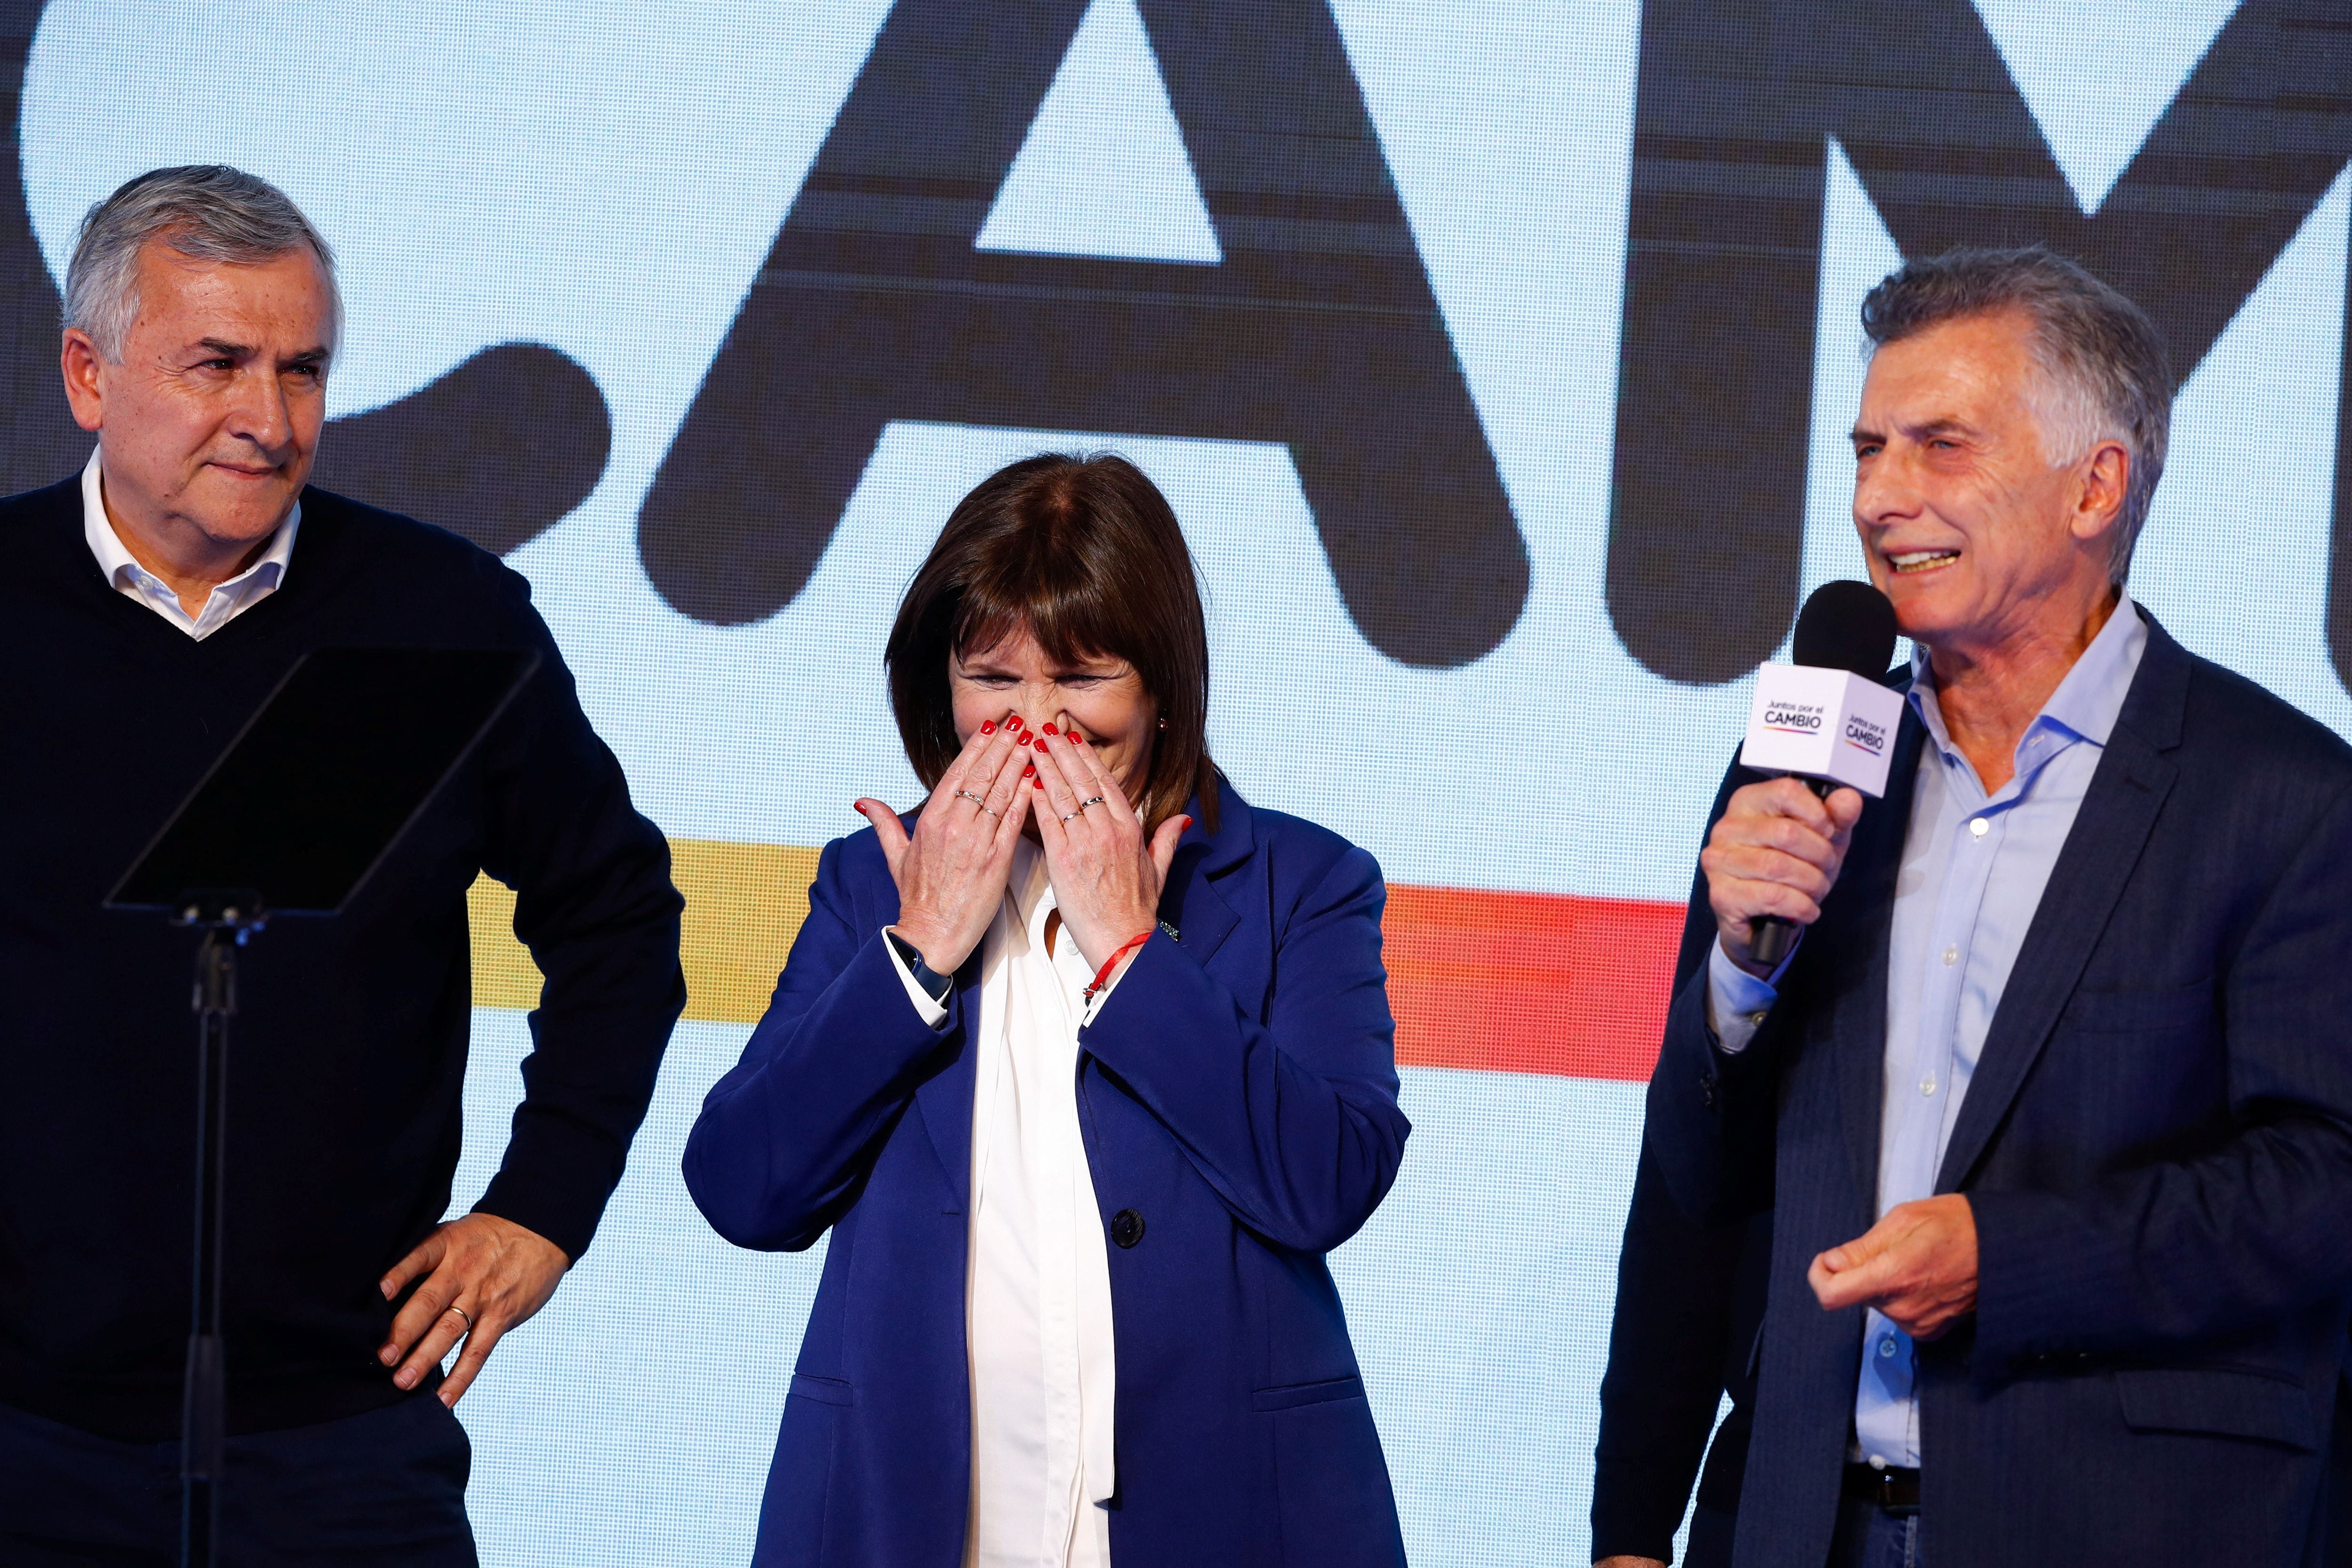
{"left": 1152, "top": 782, "right": 1250, "bottom": 967}
{"left": 1934, "top": 621, "right": 2190, "bottom": 1194}
{"left": 1832, "top": 705, "right": 1926, "bottom": 1208}
{"left": 906, "top": 778, "right": 1259, "bottom": 1210}
{"left": 1160, "top": 859, "right": 1238, "bottom": 967}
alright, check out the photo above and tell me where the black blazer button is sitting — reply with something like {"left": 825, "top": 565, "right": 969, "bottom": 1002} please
{"left": 1110, "top": 1209, "right": 1145, "bottom": 1249}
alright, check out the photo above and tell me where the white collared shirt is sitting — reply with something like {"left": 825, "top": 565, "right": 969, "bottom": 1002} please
{"left": 888, "top": 840, "right": 1122, "bottom": 1567}
{"left": 80, "top": 448, "right": 299, "bottom": 640}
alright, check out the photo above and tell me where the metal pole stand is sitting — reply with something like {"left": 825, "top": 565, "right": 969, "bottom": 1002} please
{"left": 173, "top": 891, "right": 266, "bottom": 1568}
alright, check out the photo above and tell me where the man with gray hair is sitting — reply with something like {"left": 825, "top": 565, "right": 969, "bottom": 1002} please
{"left": 1631, "top": 246, "right": 2352, "bottom": 1566}
{"left": 0, "top": 165, "right": 683, "bottom": 1563}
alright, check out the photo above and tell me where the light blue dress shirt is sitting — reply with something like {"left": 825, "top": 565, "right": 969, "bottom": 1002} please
{"left": 1707, "top": 596, "right": 2148, "bottom": 1468}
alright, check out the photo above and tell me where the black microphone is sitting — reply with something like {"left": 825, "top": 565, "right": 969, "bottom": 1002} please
{"left": 1743, "top": 581, "right": 1900, "bottom": 967}
{"left": 1790, "top": 580, "right": 1899, "bottom": 683}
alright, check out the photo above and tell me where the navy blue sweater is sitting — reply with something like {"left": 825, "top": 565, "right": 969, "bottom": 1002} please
{"left": 0, "top": 476, "right": 685, "bottom": 1441}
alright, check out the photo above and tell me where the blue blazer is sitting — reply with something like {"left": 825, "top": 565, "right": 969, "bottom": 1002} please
{"left": 683, "top": 782, "right": 1410, "bottom": 1568}
{"left": 1646, "top": 615, "right": 2352, "bottom": 1567}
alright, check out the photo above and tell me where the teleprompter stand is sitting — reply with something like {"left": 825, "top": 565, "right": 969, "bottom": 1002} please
{"left": 106, "top": 646, "right": 538, "bottom": 1568}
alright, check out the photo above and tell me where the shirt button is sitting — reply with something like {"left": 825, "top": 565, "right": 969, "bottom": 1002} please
{"left": 1748, "top": 1011, "right": 1768, "bottom": 1027}
{"left": 1878, "top": 1337, "right": 1898, "bottom": 1358}
{"left": 1942, "top": 946, "right": 1957, "bottom": 966}
{"left": 1920, "top": 1075, "right": 1936, "bottom": 1097}
{"left": 1970, "top": 818, "right": 1989, "bottom": 838}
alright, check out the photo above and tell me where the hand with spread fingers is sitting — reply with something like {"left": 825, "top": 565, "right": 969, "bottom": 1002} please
{"left": 856, "top": 709, "right": 1035, "bottom": 973}
{"left": 1029, "top": 714, "right": 1189, "bottom": 975}
{"left": 377, "top": 1211, "right": 570, "bottom": 1406}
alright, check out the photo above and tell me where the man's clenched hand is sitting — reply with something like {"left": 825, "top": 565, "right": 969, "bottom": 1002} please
{"left": 1808, "top": 1194, "right": 1977, "bottom": 1339}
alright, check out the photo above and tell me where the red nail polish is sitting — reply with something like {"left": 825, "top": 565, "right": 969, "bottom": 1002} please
{"left": 1032, "top": 775, "right": 1043, "bottom": 788}
{"left": 1024, "top": 762, "right": 1035, "bottom": 776}
{"left": 1043, "top": 722, "right": 1058, "bottom": 736}
{"left": 980, "top": 719, "right": 996, "bottom": 734}
{"left": 1071, "top": 730, "right": 1086, "bottom": 744}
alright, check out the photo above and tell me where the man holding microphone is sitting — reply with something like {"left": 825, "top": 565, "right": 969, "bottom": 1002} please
{"left": 1643, "top": 247, "right": 2352, "bottom": 1566}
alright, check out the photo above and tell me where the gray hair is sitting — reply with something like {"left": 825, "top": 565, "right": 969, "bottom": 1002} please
{"left": 64, "top": 165, "right": 341, "bottom": 363}
{"left": 1859, "top": 246, "right": 2171, "bottom": 584}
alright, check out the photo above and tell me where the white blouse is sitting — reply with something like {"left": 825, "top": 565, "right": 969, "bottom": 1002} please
{"left": 889, "top": 840, "right": 1122, "bottom": 1567}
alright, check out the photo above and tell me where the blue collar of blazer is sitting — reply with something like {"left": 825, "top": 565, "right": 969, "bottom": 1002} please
{"left": 911, "top": 775, "right": 1255, "bottom": 1208}
{"left": 1152, "top": 772, "right": 1251, "bottom": 962}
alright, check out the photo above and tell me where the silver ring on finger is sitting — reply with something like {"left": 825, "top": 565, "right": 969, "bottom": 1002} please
{"left": 954, "top": 788, "right": 987, "bottom": 808}
{"left": 1078, "top": 796, "right": 1106, "bottom": 811}
{"left": 445, "top": 1304, "right": 475, "bottom": 1334}
{"left": 1058, "top": 808, "right": 1084, "bottom": 823}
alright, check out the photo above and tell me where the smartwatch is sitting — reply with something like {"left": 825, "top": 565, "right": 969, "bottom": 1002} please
{"left": 885, "top": 928, "right": 954, "bottom": 1005}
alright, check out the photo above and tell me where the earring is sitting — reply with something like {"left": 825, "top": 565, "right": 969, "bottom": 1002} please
{"left": 1157, "top": 717, "right": 1168, "bottom": 730}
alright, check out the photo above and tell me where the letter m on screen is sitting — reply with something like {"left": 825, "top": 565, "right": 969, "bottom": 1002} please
{"left": 1606, "top": 0, "right": 2352, "bottom": 689}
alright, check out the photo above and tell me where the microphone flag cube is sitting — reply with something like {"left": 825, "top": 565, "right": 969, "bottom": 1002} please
{"left": 1739, "top": 663, "right": 1907, "bottom": 798}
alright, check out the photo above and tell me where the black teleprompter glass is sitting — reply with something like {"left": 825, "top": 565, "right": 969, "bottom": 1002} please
{"left": 107, "top": 646, "right": 539, "bottom": 918}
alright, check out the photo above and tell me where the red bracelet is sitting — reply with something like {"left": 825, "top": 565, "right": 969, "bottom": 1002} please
{"left": 1083, "top": 931, "right": 1153, "bottom": 1005}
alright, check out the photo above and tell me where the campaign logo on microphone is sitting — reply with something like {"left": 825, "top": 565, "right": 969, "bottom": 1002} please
{"left": 1763, "top": 702, "right": 1827, "bottom": 734}
{"left": 1742, "top": 665, "right": 1905, "bottom": 797}
{"left": 1843, "top": 714, "right": 1890, "bottom": 757}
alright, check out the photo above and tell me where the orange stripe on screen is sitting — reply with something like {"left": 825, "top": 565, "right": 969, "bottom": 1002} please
{"left": 468, "top": 844, "right": 1685, "bottom": 1085}
{"left": 1380, "top": 883, "right": 1684, "bottom": 1082}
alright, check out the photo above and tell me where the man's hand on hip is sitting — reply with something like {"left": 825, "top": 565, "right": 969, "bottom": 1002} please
{"left": 379, "top": 1212, "right": 571, "bottom": 1406}
{"left": 1702, "top": 777, "right": 1865, "bottom": 977}
{"left": 1808, "top": 1194, "right": 1977, "bottom": 1339}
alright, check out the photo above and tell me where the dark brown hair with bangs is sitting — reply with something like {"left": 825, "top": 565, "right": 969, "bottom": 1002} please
{"left": 886, "top": 452, "right": 1218, "bottom": 833}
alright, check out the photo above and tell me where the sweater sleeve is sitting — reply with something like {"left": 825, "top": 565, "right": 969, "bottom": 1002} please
{"left": 469, "top": 569, "right": 686, "bottom": 1262}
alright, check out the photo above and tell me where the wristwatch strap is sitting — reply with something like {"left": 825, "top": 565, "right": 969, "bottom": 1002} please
{"left": 885, "top": 928, "right": 954, "bottom": 1005}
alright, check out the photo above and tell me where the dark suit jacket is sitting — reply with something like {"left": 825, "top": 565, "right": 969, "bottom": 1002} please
{"left": 1591, "top": 1145, "right": 1768, "bottom": 1566}
{"left": 681, "top": 782, "right": 1411, "bottom": 1568}
{"left": 1646, "top": 614, "right": 2352, "bottom": 1567}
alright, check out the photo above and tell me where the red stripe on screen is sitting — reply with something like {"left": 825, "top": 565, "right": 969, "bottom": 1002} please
{"left": 1382, "top": 884, "right": 1686, "bottom": 1082}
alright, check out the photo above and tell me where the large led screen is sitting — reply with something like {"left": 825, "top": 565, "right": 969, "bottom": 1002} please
{"left": 9, "top": 0, "right": 2351, "bottom": 1561}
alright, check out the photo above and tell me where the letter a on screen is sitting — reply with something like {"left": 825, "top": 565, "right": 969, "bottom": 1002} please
{"left": 638, "top": 0, "right": 1529, "bottom": 669}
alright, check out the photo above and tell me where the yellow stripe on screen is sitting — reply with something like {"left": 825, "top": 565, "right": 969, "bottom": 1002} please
{"left": 468, "top": 840, "right": 821, "bottom": 1024}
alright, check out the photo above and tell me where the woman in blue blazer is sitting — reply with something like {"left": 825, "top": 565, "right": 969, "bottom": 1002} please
{"left": 684, "top": 453, "right": 1410, "bottom": 1568}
